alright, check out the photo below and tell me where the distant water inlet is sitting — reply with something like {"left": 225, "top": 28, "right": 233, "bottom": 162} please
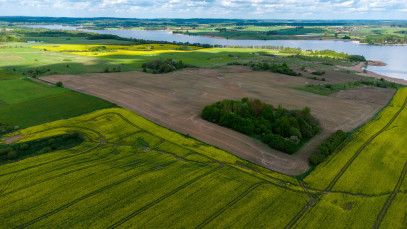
{"left": 25, "top": 25, "right": 407, "bottom": 80}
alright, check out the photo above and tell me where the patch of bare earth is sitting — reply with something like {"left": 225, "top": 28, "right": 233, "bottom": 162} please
{"left": 41, "top": 66, "right": 393, "bottom": 175}
{"left": 2, "top": 134, "right": 23, "bottom": 144}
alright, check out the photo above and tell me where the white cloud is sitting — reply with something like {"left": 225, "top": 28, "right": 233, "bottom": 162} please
{"left": 0, "top": 0, "right": 406, "bottom": 19}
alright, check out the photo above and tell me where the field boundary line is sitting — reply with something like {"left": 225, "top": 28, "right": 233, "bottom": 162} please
{"left": 372, "top": 160, "right": 407, "bottom": 229}
{"left": 106, "top": 165, "right": 223, "bottom": 229}
{"left": 16, "top": 161, "right": 176, "bottom": 229}
{"left": 325, "top": 97, "right": 407, "bottom": 191}
{"left": 195, "top": 182, "right": 269, "bottom": 229}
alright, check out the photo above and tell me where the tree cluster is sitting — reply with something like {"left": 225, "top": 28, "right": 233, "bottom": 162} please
{"left": 309, "top": 130, "right": 347, "bottom": 166}
{"left": 142, "top": 58, "right": 191, "bottom": 74}
{"left": 0, "top": 133, "right": 82, "bottom": 162}
{"left": 202, "top": 98, "right": 319, "bottom": 154}
{"left": 249, "top": 62, "right": 299, "bottom": 76}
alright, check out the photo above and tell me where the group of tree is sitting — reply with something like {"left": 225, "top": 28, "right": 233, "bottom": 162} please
{"left": 249, "top": 62, "right": 299, "bottom": 76}
{"left": 142, "top": 58, "right": 192, "bottom": 73}
{"left": 0, "top": 133, "right": 82, "bottom": 162}
{"left": 202, "top": 98, "right": 320, "bottom": 154}
{"left": 309, "top": 130, "right": 348, "bottom": 166}
{"left": 360, "top": 35, "right": 406, "bottom": 45}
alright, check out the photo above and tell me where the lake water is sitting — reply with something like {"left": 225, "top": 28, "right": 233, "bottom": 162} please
{"left": 25, "top": 25, "right": 407, "bottom": 80}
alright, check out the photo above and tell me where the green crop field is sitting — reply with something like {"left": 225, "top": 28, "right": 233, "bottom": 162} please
{"left": 0, "top": 108, "right": 305, "bottom": 228}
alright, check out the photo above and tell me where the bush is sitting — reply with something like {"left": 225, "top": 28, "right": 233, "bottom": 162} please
{"left": 0, "top": 147, "right": 11, "bottom": 156}
{"left": 348, "top": 55, "right": 366, "bottom": 62}
{"left": 310, "top": 154, "right": 325, "bottom": 166}
{"left": 310, "top": 130, "right": 347, "bottom": 166}
{"left": 55, "top": 81, "right": 63, "bottom": 87}
{"left": 7, "top": 150, "right": 18, "bottom": 159}
{"left": 19, "top": 144, "right": 29, "bottom": 151}
{"left": 141, "top": 58, "right": 191, "bottom": 73}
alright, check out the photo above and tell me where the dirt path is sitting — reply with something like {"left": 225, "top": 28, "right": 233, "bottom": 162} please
{"left": 40, "top": 66, "right": 393, "bottom": 175}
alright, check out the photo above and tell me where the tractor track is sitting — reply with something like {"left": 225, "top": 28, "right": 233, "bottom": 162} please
{"left": 106, "top": 165, "right": 223, "bottom": 229}
{"left": 16, "top": 161, "right": 177, "bottom": 229}
{"left": 285, "top": 96, "right": 407, "bottom": 228}
{"left": 326, "top": 97, "right": 407, "bottom": 192}
{"left": 195, "top": 182, "right": 269, "bottom": 229}
{"left": 1, "top": 153, "right": 136, "bottom": 198}
{"left": 372, "top": 160, "right": 407, "bottom": 229}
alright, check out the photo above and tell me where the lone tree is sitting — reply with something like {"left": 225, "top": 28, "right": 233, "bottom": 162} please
{"left": 55, "top": 81, "right": 63, "bottom": 87}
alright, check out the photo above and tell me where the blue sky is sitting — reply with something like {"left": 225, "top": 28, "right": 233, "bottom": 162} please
{"left": 1, "top": 0, "right": 406, "bottom": 19}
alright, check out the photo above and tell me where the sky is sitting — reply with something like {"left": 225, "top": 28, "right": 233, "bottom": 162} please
{"left": 1, "top": 0, "right": 407, "bottom": 20}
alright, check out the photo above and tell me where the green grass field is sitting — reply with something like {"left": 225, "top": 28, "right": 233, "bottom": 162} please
{"left": 0, "top": 79, "right": 114, "bottom": 128}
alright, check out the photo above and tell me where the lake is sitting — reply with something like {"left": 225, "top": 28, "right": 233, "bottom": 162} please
{"left": 25, "top": 25, "right": 407, "bottom": 80}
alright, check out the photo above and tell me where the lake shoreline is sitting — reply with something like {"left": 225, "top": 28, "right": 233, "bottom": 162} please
{"left": 338, "top": 61, "right": 407, "bottom": 86}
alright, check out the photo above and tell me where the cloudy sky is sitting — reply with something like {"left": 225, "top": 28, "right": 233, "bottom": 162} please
{"left": 1, "top": 0, "right": 406, "bottom": 19}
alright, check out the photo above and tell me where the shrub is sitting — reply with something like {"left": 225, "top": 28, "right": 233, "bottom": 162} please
{"left": 19, "top": 144, "right": 29, "bottom": 151}
{"left": 310, "top": 130, "right": 348, "bottom": 166}
{"left": 55, "top": 81, "right": 63, "bottom": 87}
{"left": 310, "top": 154, "right": 325, "bottom": 166}
{"left": 0, "top": 147, "right": 11, "bottom": 156}
{"left": 7, "top": 150, "right": 18, "bottom": 159}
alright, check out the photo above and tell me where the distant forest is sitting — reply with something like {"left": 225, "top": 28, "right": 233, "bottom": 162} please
{"left": 2, "top": 17, "right": 407, "bottom": 28}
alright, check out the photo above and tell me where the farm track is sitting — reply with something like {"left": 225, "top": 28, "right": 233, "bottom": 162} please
{"left": 284, "top": 180, "right": 316, "bottom": 229}
{"left": 372, "top": 160, "right": 407, "bottom": 229}
{"left": 325, "top": 97, "right": 407, "bottom": 192}
{"left": 195, "top": 182, "right": 269, "bottom": 229}
{"left": 106, "top": 165, "right": 223, "bottom": 229}
{"left": 16, "top": 161, "right": 177, "bottom": 229}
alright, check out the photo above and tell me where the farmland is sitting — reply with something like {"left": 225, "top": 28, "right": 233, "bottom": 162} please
{"left": 41, "top": 65, "right": 395, "bottom": 175}
{"left": 0, "top": 108, "right": 306, "bottom": 228}
{"left": 0, "top": 79, "right": 114, "bottom": 128}
{"left": 1, "top": 85, "right": 407, "bottom": 227}
{"left": 1, "top": 23, "right": 407, "bottom": 227}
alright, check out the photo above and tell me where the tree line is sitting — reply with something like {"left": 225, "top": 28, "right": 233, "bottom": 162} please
{"left": 202, "top": 98, "right": 320, "bottom": 154}
{"left": 310, "top": 130, "right": 348, "bottom": 166}
{"left": 142, "top": 58, "right": 192, "bottom": 74}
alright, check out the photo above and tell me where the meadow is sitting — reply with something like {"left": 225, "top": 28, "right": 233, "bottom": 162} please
{"left": 0, "top": 79, "right": 114, "bottom": 128}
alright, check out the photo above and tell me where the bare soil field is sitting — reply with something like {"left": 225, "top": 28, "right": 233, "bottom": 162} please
{"left": 41, "top": 66, "right": 394, "bottom": 175}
